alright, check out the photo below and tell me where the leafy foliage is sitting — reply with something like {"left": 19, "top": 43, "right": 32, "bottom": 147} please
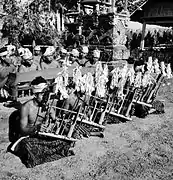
{"left": 1, "top": 0, "right": 148, "bottom": 46}
{"left": 1, "top": 0, "right": 62, "bottom": 46}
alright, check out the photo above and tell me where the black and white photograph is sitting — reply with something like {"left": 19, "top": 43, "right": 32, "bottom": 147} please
{"left": 0, "top": 0, "right": 173, "bottom": 179}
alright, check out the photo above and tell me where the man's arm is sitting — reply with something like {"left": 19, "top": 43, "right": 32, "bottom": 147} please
{"left": 19, "top": 104, "right": 38, "bottom": 136}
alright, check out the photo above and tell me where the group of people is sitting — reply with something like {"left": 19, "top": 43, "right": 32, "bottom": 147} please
{"left": 7, "top": 47, "right": 169, "bottom": 167}
{"left": 0, "top": 44, "right": 101, "bottom": 73}
{"left": 0, "top": 44, "right": 101, "bottom": 105}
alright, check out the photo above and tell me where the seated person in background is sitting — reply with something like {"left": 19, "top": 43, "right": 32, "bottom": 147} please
{"left": 134, "top": 60, "right": 145, "bottom": 73}
{"left": 69, "top": 49, "right": 80, "bottom": 66}
{"left": 0, "top": 46, "right": 15, "bottom": 66}
{"left": 6, "top": 45, "right": 21, "bottom": 71}
{"left": 9, "top": 76, "right": 56, "bottom": 142}
{"left": 127, "top": 56, "right": 135, "bottom": 64}
{"left": 57, "top": 47, "right": 68, "bottom": 67}
{"left": 0, "top": 47, "right": 18, "bottom": 105}
{"left": 40, "top": 46, "right": 60, "bottom": 69}
{"left": 18, "top": 48, "right": 39, "bottom": 73}
{"left": 55, "top": 46, "right": 61, "bottom": 59}
{"left": 85, "top": 49, "right": 100, "bottom": 67}
{"left": 127, "top": 56, "right": 135, "bottom": 68}
{"left": 33, "top": 46, "right": 42, "bottom": 70}
{"left": 78, "top": 45, "right": 89, "bottom": 67}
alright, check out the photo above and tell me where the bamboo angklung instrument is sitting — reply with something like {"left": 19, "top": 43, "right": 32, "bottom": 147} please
{"left": 107, "top": 87, "right": 119, "bottom": 114}
{"left": 140, "top": 73, "right": 159, "bottom": 104}
{"left": 59, "top": 98, "right": 80, "bottom": 136}
{"left": 146, "top": 74, "right": 164, "bottom": 104}
{"left": 124, "top": 87, "right": 137, "bottom": 117}
{"left": 67, "top": 105, "right": 82, "bottom": 138}
{"left": 89, "top": 100, "right": 98, "bottom": 121}
{"left": 118, "top": 77, "right": 132, "bottom": 115}
{"left": 98, "top": 95, "right": 110, "bottom": 125}
{"left": 39, "top": 92, "right": 56, "bottom": 132}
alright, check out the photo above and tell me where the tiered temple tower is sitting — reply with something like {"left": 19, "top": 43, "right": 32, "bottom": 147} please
{"left": 65, "top": 0, "right": 130, "bottom": 61}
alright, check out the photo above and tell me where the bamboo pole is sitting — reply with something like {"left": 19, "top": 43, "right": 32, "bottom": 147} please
{"left": 67, "top": 105, "right": 82, "bottom": 138}
{"left": 62, "top": 14, "right": 65, "bottom": 31}
{"left": 56, "top": 10, "right": 61, "bottom": 32}
{"left": 125, "top": 0, "right": 128, "bottom": 12}
{"left": 112, "top": 0, "right": 115, "bottom": 13}
{"left": 49, "top": 0, "right": 51, "bottom": 12}
{"left": 140, "top": 21, "right": 146, "bottom": 50}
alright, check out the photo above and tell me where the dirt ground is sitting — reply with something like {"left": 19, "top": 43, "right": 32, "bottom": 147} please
{"left": 0, "top": 80, "right": 173, "bottom": 180}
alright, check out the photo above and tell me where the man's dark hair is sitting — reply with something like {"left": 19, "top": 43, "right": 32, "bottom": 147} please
{"left": 127, "top": 57, "right": 135, "bottom": 64}
{"left": 31, "top": 76, "right": 47, "bottom": 86}
{"left": 134, "top": 60, "right": 144, "bottom": 67}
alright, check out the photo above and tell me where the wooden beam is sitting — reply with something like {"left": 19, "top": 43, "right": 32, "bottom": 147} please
{"left": 16, "top": 66, "right": 96, "bottom": 84}
{"left": 38, "top": 132, "right": 77, "bottom": 142}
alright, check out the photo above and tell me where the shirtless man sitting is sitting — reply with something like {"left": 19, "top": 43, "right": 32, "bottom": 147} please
{"left": 9, "top": 76, "right": 55, "bottom": 142}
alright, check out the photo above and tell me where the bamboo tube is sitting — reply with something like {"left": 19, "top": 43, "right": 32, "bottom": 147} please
{"left": 99, "top": 96, "right": 110, "bottom": 125}
{"left": 56, "top": 10, "right": 61, "bottom": 32}
{"left": 67, "top": 105, "right": 82, "bottom": 138}
{"left": 49, "top": 0, "right": 51, "bottom": 12}
{"left": 89, "top": 101, "right": 98, "bottom": 121}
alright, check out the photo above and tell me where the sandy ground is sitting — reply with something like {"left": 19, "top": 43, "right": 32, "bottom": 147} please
{"left": 0, "top": 81, "right": 173, "bottom": 180}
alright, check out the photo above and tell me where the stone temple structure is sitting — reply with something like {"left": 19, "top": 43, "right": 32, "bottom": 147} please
{"left": 64, "top": 0, "right": 130, "bottom": 61}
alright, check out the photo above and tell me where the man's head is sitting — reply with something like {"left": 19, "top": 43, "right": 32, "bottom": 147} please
{"left": 18, "top": 47, "right": 25, "bottom": 57}
{"left": 7, "top": 45, "right": 16, "bottom": 56}
{"left": 59, "top": 47, "right": 67, "bottom": 59}
{"left": 31, "top": 76, "right": 48, "bottom": 104}
{"left": 42, "top": 46, "right": 55, "bottom": 64}
{"left": 92, "top": 49, "right": 100, "bottom": 64}
{"left": 0, "top": 47, "right": 8, "bottom": 61}
{"left": 134, "top": 60, "right": 145, "bottom": 72}
{"left": 79, "top": 46, "right": 89, "bottom": 58}
{"left": 21, "top": 48, "right": 33, "bottom": 66}
{"left": 70, "top": 49, "right": 79, "bottom": 63}
{"left": 127, "top": 56, "right": 135, "bottom": 64}
{"left": 34, "top": 46, "right": 41, "bottom": 55}
{"left": 44, "top": 46, "right": 55, "bottom": 57}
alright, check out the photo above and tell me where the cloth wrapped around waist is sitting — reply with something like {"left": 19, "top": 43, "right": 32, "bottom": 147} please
{"left": 7, "top": 136, "right": 74, "bottom": 168}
